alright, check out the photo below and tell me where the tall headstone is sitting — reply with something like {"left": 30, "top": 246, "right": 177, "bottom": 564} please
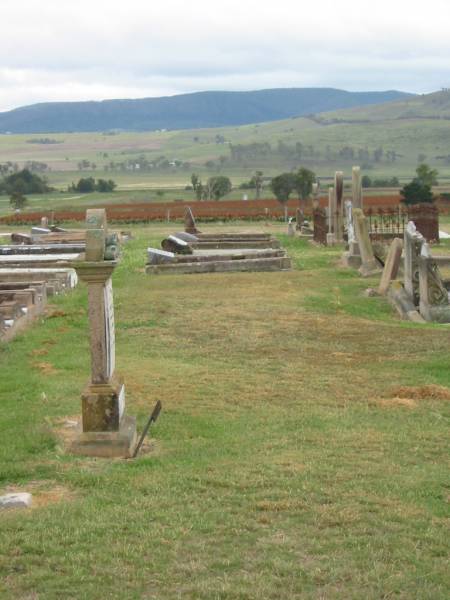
{"left": 334, "top": 171, "right": 344, "bottom": 242}
{"left": 72, "top": 209, "right": 136, "bottom": 458}
{"left": 326, "top": 187, "right": 336, "bottom": 245}
{"left": 353, "top": 208, "right": 381, "bottom": 277}
{"left": 352, "top": 166, "right": 363, "bottom": 210}
{"left": 295, "top": 208, "right": 303, "bottom": 231}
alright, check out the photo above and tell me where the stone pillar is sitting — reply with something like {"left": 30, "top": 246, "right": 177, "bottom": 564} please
{"left": 353, "top": 208, "right": 381, "bottom": 277}
{"left": 72, "top": 209, "right": 136, "bottom": 458}
{"left": 327, "top": 187, "right": 336, "bottom": 245}
{"left": 334, "top": 171, "right": 344, "bottom": 242}
{"left": 352, "top": 166, "right": 363, "bottom": 210}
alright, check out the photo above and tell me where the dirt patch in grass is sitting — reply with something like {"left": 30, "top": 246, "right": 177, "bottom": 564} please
{"left": 1, "top": 481, "right": 75, "bottom": 510}
{"left": 371, "top": 397, "right": 418, "bottom": 409}
{"left": 390, "top": 384, "right": 450, "bottom": 401}
{"left": 30, "top": 348, "right": 49, "bottom": 357}
{"left": 369, "top": 384, "right": 450, "bottom": 409}
{"left": 32, "top": 361, "right": 58, "bottom": 375}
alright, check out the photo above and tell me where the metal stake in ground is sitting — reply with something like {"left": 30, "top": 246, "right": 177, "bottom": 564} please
{"left": 132, "top": 401, "right": 162, "bottom": 458}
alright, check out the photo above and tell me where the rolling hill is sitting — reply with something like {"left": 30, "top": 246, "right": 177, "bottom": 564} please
{"left": 0, "top": 88, "right": 412, "bottom": 134}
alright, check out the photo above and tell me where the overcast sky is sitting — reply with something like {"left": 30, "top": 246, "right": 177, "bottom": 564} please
{"left": 1, "top": 0, "right": 449, "bottom": 111}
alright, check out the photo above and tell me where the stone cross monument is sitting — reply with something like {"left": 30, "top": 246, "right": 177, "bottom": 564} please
{"left": 71, "top": 209, "right": 137, "bottom": 457}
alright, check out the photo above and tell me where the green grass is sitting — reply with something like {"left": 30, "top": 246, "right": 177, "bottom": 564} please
{"left": 0, "top": 224, "right": 449, "bottom": 599}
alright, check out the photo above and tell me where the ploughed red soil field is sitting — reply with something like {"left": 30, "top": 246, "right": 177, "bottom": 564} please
{"left": 1, "top": 194, "right": 448, "bottom": 224}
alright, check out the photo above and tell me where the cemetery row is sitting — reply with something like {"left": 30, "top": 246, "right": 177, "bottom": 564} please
{"left": 305, "top": 166, "right": 449, "bottom": 323}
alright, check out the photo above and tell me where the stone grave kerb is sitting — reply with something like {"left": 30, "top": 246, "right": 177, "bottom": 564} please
{"left": 71, "top": 209, "right": 137, "bottom": 458}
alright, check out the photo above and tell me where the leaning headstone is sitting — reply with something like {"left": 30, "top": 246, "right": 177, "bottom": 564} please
{"left": 72, "top": 209, "right": 136, "bottom": 458}
{"left": 378, "top": 238, "right": 403, "bottom": 295}
{"left": 295, "top": 208, "right": 303, "bottom": 230}
{"left": 147, "top": 248, "right": 175, "bottom": 265}
{"left": 0, "top": 493, "right": 32, "bottom": 510}
{"left": 418, "top": 242, "right": 450, "bottom": 322}
{"left": 185, "top": 207, "right": 200, "bottom": 234}
{"left": 353, "top": 208, "right": 382, "bottom": 277}
{"left": 161, "top": 235, "right": 193, "bottom": 255}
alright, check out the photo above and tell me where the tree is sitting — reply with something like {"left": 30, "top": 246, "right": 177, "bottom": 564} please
{"left": 270, "top": 173, "right": 295, "bottom": 206}
{"left": 207, "top": 176, "right": 232, "bottom": 200}
{"left": 251, "top": 170, "right": 264, "bottom": 199}
{"left": 361, "top": 175, "right": 372, "bottom": 188}
{"left": 294, "top": 167, "right": 315, "bottom": 207}
{"left": 72, "top": 177, "right": 96, "bottom": 193}
{"left": 416, "top": 163, "right": 438, "bottom": 187}
{"left": 0, "top": 168, "right": 52, "bottom": 195}
{"left": 9, "top": 179, "right": 27, "bottom": 210}
{"left": 400, "top": 179, "right": 434, "bottom": 205}
{"left": 96, "top": 179, "right": 116, "bottom": 192}
{"left": 191, "top": 173, "right": 204, "bottom": 200}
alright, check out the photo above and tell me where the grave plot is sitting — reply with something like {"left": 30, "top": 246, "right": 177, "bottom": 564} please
{"left": 0, "top": 219, "right": 119, "bottom": 341}
{"left": 386, "top": 222, "right": 450, "bottom": 323}
{"left": 146, "top": 208, "right": 291, "bottom": 274}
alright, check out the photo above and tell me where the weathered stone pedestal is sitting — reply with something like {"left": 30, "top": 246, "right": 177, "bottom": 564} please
{"left": 71, "top": 210, "right": 136, "bottom": 458}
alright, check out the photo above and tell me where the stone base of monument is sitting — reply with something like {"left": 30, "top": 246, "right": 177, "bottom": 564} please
{"left": 71, "top": 378, "right": 137, "bottom": 458}
{"left": 358, "top": 259, "right": 382, "bottom": 278}
{"left": 387, "top": 281, "right": 425, "bottom": 323}
{"left": 341, "top": 251, "right": 362, "bottom": 269}
{"left": 81, "top": 379, "right": 125, "bottom": 432}
{"left": 71, "top": 415, "right": 137, "bottom": 458}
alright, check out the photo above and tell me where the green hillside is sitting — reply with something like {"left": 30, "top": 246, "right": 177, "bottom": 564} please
{"left": 0, "top": 90, "right": 450, "bottom": 191}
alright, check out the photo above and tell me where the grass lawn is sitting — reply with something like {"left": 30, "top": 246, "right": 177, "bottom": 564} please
{"left": 0, "top": 224, "right": 449, "bottom": 599}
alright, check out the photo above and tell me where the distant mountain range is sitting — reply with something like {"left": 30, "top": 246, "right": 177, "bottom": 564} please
{"left": 0, "top": 88, "right": 414, "bottom": 134}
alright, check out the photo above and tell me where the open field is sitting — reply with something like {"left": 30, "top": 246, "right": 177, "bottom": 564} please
{"left": 0, "top": 224, "right": 449, "bottom": 599}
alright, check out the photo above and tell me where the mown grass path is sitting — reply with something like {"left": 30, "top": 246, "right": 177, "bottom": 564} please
{"left": 1, "top": 225, "right": 449, "bottom": 599}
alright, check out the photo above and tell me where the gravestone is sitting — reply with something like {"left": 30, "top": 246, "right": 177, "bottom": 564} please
{"left": 326, "top": 187, "right": 335, "bottom": 245}
{"left": 296, "top": 208, "right": 303, "bottom": 231}
{"left": 353, "top": 208, "right": 382, "bottom": 277}
{"left": 313, "top": 208, "right": 328, "bottom": 245}
{"left": 418, "top": 243, "right": 450, "bottom": 322}
{"left": 185, "top": 207, "right": 200, "bottom": 234}
{"left": 378, "top": 238, "right": 403, "bottom": 295}
{"left": 334, "top": 171, "right": 344, "bottom": 242}
{"left": 287, "top": 218, "right": 295, "bottom": 237}
{"left": 72, "top": 209, "right": 136, "bottom": 458}
{"left": 341, "top": 200, "right": 361, "bottom": 268}
{"left": 404, "top": 221, "right": 423, "bottom": 306}
{"left": 161, "top": 235, "right": 193, "bottom": 254}
{"left": 352, "top": 166, "right": 363, "bottom": 210}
